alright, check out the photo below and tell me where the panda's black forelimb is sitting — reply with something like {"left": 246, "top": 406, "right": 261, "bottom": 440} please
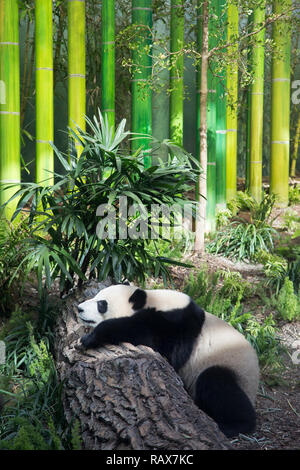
{"left": 80, "top": 303, "right": 205, "bottom": 372}
{"left": 80, "top": 316, "right": 148, "bottom": 349}
{"left": 195, "top": 365, "right": 256, "bottom": 438}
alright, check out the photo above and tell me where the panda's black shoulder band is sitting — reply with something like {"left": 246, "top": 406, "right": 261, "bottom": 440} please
{"left": 129, "top": 288, "right": 147, "bottom": 311}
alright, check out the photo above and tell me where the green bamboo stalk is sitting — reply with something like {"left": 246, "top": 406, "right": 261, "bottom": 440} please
{"left": 216, "top": 1, "right": 227, "bottom": 211}
{"left": 35, "top": 0, "right": 53, "bottom": 186}
{"left": 131, "top": 0, "right": 152, "bottom": 167}
{"left": 0, "top": 0, "right": 20, "bottom": 218}
{"left": 206, "top": 1, "right": 218, "bottom": 232}
{"left": 249, "top": 1, "right": 265, "bottom": 203}
{"left": 101, "top": 0, "right": 115, "bottom": 132}
{"left": 226, "top": 0, "right": 239, "bottom": 203}
{"left": 291, "top": 112, "right": 300, "bottom": 177}
{"left": 169, "top": 0, "right": 184, "bottom": 146}
{"left": 195, "top": 1, "right": 202, "bottom": 203}
{"left": 68, "top": 0, "right": 86, "bottom": 156}
{"left": 270, "top": 0, "right": 292, "bottom": 205}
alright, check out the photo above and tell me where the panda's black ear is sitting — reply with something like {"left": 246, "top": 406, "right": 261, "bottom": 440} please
{"left": 129, "top": 289, "right": 147, "bottom": 311}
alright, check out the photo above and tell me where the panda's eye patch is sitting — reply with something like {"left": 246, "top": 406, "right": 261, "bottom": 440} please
{"left": 97, "top": 300, "right": 108, "bottom": 314}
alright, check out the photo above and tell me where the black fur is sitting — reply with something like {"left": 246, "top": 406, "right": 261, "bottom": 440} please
{"left": 97, "top": 300, "right": 108, "bottom": 314}
{"left": 129, "top": 288, "right": 147, "bottom": 311}
{"left": 80, "top": 300, "right": 256, "bottom": 438}
{"left": 195, "top": 366, "right": 256, "bottom": 437}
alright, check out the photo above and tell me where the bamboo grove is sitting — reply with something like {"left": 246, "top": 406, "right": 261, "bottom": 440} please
{"left": 0, "top": 0, "right": 298, "bottom": 233}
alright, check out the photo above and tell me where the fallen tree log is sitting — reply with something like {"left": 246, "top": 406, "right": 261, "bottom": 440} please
{"left": 55, "top": 281, "right": 230, "bottom": 450}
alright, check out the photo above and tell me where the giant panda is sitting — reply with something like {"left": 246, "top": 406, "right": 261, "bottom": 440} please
{"left": 78, "top": 284, "right": 259, "bottom": 438}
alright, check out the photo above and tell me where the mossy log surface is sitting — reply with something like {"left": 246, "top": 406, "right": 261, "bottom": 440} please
{"left": 55, "top": 281, "right": 230, "bottom": 450}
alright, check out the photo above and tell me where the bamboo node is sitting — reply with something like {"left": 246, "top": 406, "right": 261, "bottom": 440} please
{"left": 271, "top": 141, "right": 290, "bottom": 145}
{"left": 0, "top": 42, "right": 19, "bottom": 46}
{"left": 0, "top": 111, "right": 20, "bottom": 115}
{"left": 272, "top": 78, "right": 290, "bottom": 82}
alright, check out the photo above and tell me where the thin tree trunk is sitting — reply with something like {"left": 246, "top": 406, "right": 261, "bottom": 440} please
{"left": 195, "top": 1, "right": 209, "bottom": 253}
{"left": 226, "top": 1, "right": 238, "bottom": 203}
{"left": 68, "top": 0, "right": 86, "bottom": 157}
{"left": 169, "top": 0, "right": 184, "bottom": 147}
{"left": 270, "top": 0, "right": 292, "bottom": 206}
{"left": 35, "top": 0, "right": 54, "bottom": 186}
{"left": 249, "top": 1, "right": 266, "bottom": 203}
{"left": 131, "top": 0, "right": 152, "bottom": 168}
{"left": 0, "top": 0, "right": 20, "bottom": 217}
{"left": 101, "top": 0, "right": 115, "bottom": 132}
{"left": 55, "top": 281, "right": 230, "bottom": 450}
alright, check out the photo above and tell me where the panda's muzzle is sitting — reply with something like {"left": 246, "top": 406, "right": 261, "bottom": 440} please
{"left": 78, "top": 306, "right": 97, "bottom": 325}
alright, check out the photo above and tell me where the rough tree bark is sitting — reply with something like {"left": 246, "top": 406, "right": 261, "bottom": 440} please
{"left": 55, "top": 281, "right": 230, "bottom": 450}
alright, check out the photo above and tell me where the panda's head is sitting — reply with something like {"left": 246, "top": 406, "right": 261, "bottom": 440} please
{"left": 77, "top": 284, "right": 147, "bottom": 327}
{"left": 78, "top": 284, "right": 191, "bottom": 327}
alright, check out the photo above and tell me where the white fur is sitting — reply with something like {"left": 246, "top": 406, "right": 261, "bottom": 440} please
{"left": 78, "top": 285, "right": 138, "bottom": 326}
{"left": 179, "top": 312, "right": 259, "bottom": 405}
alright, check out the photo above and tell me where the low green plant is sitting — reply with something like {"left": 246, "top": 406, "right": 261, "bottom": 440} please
{"left": 184, "top": 268, "right": 221, "bottom": 309}
{"left": 147, "top": 229, "right": 195, "bottom": 261}
{"left": 227, "top": 191, "right": 276, "bottom": 223}
{"left": 288, "top": 184, "right": 300, "bottom": 206}
{"left": 256, "top": 251, "right": 288, "bottom": 294}
{"left": 206, "top": 221, "right": 277, "bottom": 261}
{"left": 281, "top": 209, "right": 300, "bottom": 233}
{"left": 287, "top": 254, "right": 300, "bottom": 293}
{"left": 275, "top": 240, "right": 300, "bottom": 292}
{"left": 3, "top": 111, "right": 199, "bottom": 295}
{"left": 277, "top": 277, "right": 300, "bottom": 322}
{"left": 218, "top": 270, "right": 252, "bottom": 303}
{"left": 216, "top": 208, "right": 233, "bottom": 229}
{"left": 0, "top": 416, "right": 64, "bottom": 450}
{"left": 245, "top": 314, "right": 284, "bottom": 385}
{"left": 0, "top": 299, "right": 78, "bottom": 449}
{"left": 207, "top": 192, "right": 278, "bottom": 261}
{"left": 0, "top": 218, "right": 31, "bottom": 316}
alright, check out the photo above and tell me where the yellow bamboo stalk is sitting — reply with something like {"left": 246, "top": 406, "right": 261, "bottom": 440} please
{"left": 270, "top": 0, "right": 292, "bottom": 205}
{"left": 68, "top": 0, "right": 86, "bottom": 156}
{"left": 35, "top": 0, "right": 54, "bottom": 186}
{"left": 226, "top": 1, "right": 238, "bottom": 203}
{"left": 249, "top": 2, "right": 265, "bottom": 203}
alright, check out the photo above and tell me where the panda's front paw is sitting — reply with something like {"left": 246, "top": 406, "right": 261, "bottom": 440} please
{"left": 80, "top": 333, "right": 100, "bottom": 349}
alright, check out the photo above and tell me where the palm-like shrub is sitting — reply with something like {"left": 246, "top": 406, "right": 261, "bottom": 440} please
{"left": 3, "top": 112, "right": 199, "bottom": 294}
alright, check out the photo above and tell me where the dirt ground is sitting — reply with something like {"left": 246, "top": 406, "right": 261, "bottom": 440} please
{"left": 166, "top": 250, "right": 300, "bottom": 451}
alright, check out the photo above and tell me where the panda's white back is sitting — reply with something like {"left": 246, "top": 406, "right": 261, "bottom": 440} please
{"left": 179, "top": 311, "right": 259, "bottom": 405}
{"left": 145, "top": 289, "right": 190, "bottom": 312}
